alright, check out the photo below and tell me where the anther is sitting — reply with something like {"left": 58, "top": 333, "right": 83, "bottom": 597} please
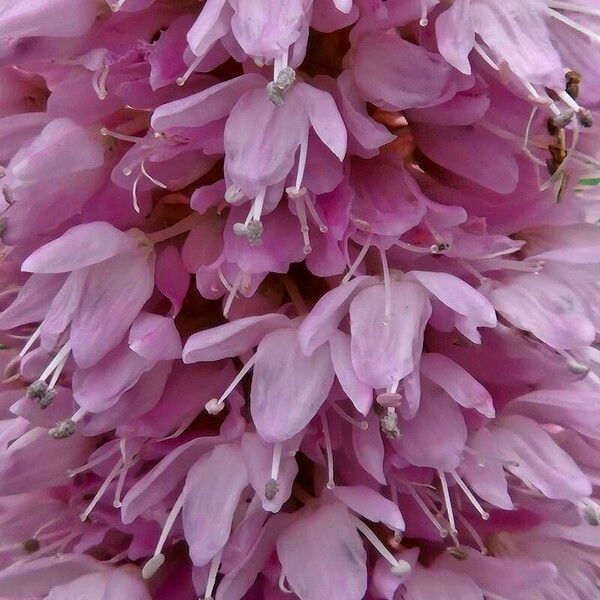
{"left": 23, "top": 538, "right": 40, "bottom": 554}
{"left": 548, "top": 111, "right": 574, "bottom": 134}
{"left": 26, "top": 380, "right": 56, "bottom": 409}
{"left": 355, "top": 520, "right": 410, "bottom": 577}
{"left": 376, "top": 392, "right": 403, "bottom": 408}
{"left": 578, "top": 108, "right": 593, "bottom": 128}
{"left": 225, "top": 185, "right": 244, "bottom": 204}
{"left": 205, "top": 398, "right": 225, "bottom": 415}
{"left": 49, "top": 419, "right": 75, "bottom": 440}
{"left": 567, "top": 358, "right": 590, "bottom": 376}
{"left": 431, "top": 242, "right": 450, "bottom": 255}
{"left": 265, "top": 478, "right": 280, "bottom": 500}
{"left": 447, "top": 546, "right": 469, "bottom": 560}
{"left": 378, "top": 406, "right": 400, "bottom": 439}
{"left": 246, "top": 220, "right": 263, "bottom": 246}
{"left": 267, "top": 67, "right": 296, "bottom": 105}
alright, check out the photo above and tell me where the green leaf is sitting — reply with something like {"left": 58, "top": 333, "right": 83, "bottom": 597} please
{"left": 580, "top": 177, "right": 600, "bottom": 187}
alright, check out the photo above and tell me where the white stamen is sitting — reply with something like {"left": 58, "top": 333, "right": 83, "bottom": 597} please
{"left": 557, "top": 89, "right": 582, "bottom": 112}
{"left": 176, "top": 56, "right": 203, "bottom": 86}
{"left": 380, "top": 248, "right": 392, "bottom": 325}
{"left": 418, "top": 0, "right": 429, "bottom": 25}
{"left": 203, "top": 549, "right": 223, "bottom": 600}
{"left": 80, "top": 458, "right": 124, "bottom": 521}
{"left": 47, "top": 352, "right": 68, "bottom": 390}
{"left": 18, "top": 325, "right": 42, "bottom": 358}
{"left": 92, "top": 64, "right": 110, "bottom": 100}
{"left": 456, "top": 512, "right": 488, "bottom": 555}
{"left": 342, "top": 236, "right": 372, "bottom": 284}
{"left": 132, "top": 173, "right": 142, "bottom": 213}
{"left": 321, "top": 413, "right": 335, "bottom": 489}
{"left": 304, "top": 195, "right": 328, "bottom": 233}
{"left": 438, "top": 470, "right": 458, "bottom": 535}
{"left": 113, "top": 439, "right": 128, "bottom": 508}
{"left": 68, "top": 445, "right": 120, "bottom": 478}
{"left": 100, "top": 128, "right": 144, "bottom": 144}
{"left": 451, "top": 471, "right": 490, "bottom": 520}
{"left": 270, "top": 441, "right": 283, "bottom": 481}
{"left": 206, "top": 353, "right": 257, "bottom": 414}
{"left": 330, "top": 402, "right": 369, "bottom": 429}
{"left": 143, "top": 487, "right": 186, "bottom": 579}
{"left": 72, "top": 407, "right": 87, "bottom": 423}
{"left": 39, "top": 341, "right": 72, "bottom": 382}
{"left": 110, "top": 0, "right": 126, "bottom": 11}
{"left": 355, "top": 520, "right": 411, "bottom": 576}
{"left": 141, "top": 161, "right": 168, "bottom": 189}
{"left": 547, "top": 1, "right": 600, "bottom": 17}
{"left": 295, "top": 129, "right": 309, "bottom": 191}
{"left": 223, "top": 271, "right": 243, "bottom": 318}
{"left": 225, "top": 185, "right": 244, "bottom": 204}
{"left": 548, "top": 7, "right": 600, "bottom": 43}
{"left": 290, "top": 188, "right": 312, "bottom": 254}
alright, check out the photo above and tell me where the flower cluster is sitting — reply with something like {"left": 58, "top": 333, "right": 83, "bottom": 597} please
{"left": 1, "top": 0, "right": 600, "bottom": 598}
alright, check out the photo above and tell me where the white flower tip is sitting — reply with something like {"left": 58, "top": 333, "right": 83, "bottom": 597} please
{"left": 113, "top": 500, "right": 122, "bottom": 508}
{"left": 419, "top": 18, "right": 429, "bottom": 26}
{"left": 390, "top": 560, "right": 411, "bottom": 577}
{"left": 142, "top": 554, "right": 165, "bottom": 579}
{"left": 175, "top": 76, "right": 186, "bottom": 87}
{"left": 567, "top": 359, "right": 589, "bottom": 376}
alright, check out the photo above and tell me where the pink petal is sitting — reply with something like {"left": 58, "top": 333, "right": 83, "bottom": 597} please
{"left": 251, "top": 328, "right": 335, "bottom": 442}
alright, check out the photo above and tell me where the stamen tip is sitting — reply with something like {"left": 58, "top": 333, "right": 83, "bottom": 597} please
{"left": 265, "top": 478, "right": 280, "bottom": 500}
{"left": 390, "top": 560, "right": 411, "bottom": 577}
{"left": 419, "top": 18, "right": 429, "bottom": 26}
{"left": 113, "top": 500, "right": 123, "bottom": 509}
{"left": 176, "top": 76, "right": 186, "bottom": 87}
{"left": 142, "top": 554, "right": 165, "bottom": 579}
{"left": 205, "top": 398, "right": 224, "bottom": 415}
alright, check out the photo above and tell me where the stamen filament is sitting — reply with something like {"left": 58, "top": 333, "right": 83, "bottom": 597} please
{"left": 80, "top": 457, "right": 124, "bottom": 521}
{"left": 438, "top": 470, "right": 458, "bottom": 535}
{"left": 355, "top": 520, "right": 411, "bottom": 576}
{"left": 451, "top": 471, "right": 490, "bottom": 520}
{"left": 548, "top": 8, "right": 600, "bottom": 44}
{"left": 330, "top": 402, "right": 368, "bottom": 429}
{"left": 546, "top": 0, "right": 600, "bottom": 17}
{"left": 18, "top": 325, "right": 42, "bottom": 358}
{"left": 321, "top": 413, "right": 335, "bottom": 489}
{"left": 142, "top": 487, "right": 186, "bottom": 579}
{"left": 148, "top": 213, "right": 201, "bottom": 244}
{"left": 100, "top": 128, "right": 145, "bottom": 144}
{"left": 203, "top": 549, "right": 223, "bottom": 600}
{"left": 176, "top": 56, "right": 203, "bottom": 86}
{"left": 141, "top": 161, "right": 168, "bottom": 189}
{"left": 404, "top": 483, "right": 448, "bottom": 538}
{"left": 206, "top": 353, "right": 257, "bottom": 414}
{"left": 379, "top": 248, "right": 392, "bottom": 325}
{"left": 342, "top": 236, "right": 372, "bottom": 284}
{"left": 39, "top": 341, "right": 72, "bottom": 382}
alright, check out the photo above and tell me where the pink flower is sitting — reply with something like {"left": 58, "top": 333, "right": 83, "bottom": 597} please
{"left": 0, "top": 0, "right": 599, "bottom": 598}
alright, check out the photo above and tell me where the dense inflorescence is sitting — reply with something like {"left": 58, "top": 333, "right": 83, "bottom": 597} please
{"left": 1, "top": 0, "right": 600, "bottom": 598}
